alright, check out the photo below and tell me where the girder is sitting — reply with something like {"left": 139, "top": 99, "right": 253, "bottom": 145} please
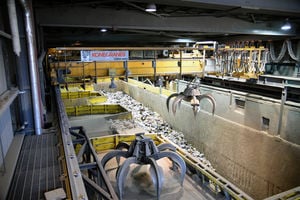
{"left": 36, "top": 7, "right": 293, "bottom": 36}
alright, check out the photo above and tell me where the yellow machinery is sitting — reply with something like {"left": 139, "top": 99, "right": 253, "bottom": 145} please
{"left": 65, "top": 104, "right": 128, "bottom": 116}
{"left": 48, "top": 46, "right": 268, "bottom": 86}
{"left": 49, "top": 59, "right": 203, "bottom": 79}
{"left": 48, "top": 46, "right": 205, "bottom": 85}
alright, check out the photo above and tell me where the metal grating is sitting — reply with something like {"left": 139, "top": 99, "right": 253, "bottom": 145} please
{"left": 7, "top": 133, "right": 63, "bottom": 200}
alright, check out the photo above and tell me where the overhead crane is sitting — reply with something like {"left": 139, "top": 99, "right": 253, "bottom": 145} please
{"left": 49, "top": 45, "right": 269, "bottom": 83}
{"left": 49, "top": 45, "right": 300, "bottom": 103}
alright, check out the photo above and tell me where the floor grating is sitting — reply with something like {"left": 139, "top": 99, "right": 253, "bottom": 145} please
{"left": 7, "top": 133, "right": 63, "bottom": 200}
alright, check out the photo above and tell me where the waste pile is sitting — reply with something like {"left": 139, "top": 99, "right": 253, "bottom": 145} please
{"left": 102, "top": 90, "right": 215, "bottom": 170}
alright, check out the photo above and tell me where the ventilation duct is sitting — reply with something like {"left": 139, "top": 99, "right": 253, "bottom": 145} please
{"left": 7, "top": 0, "right": 21, "bottom": 56}
{"left": 19, "top": 0, "right": 43, "bottom": 135}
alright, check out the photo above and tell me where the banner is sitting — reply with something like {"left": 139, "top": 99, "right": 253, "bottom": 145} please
{"left": 81, "top": 50, "right": 129, "bottom": 62}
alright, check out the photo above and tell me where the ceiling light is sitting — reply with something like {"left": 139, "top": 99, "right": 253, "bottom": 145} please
{"left": 241, "top": 6, "right": 260, "bottom": 10}
{"left": 281, "top": 19, "right": 291, "bottom": 30}
{"left": 145, "top": 3, "right": 156, "bottom": 12}
{"left": 100, "top": 28, "right": 107, "bottom": 32}
{"left": 73, "top": 41, "right": 81, "bottom": 46}
{"left": 174, "top": 38, "right": 195, "bottom": 43}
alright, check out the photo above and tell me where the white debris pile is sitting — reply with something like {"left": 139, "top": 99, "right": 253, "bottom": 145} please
{"left": 102, "top": 90, "right": 214, "bottom": 169}
{"left": 109, "top": 119, "right": 137, "bottom": 131}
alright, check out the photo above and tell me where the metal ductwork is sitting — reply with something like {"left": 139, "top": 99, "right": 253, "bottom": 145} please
{"left": 19, "top": 0, "right": 43, "bottom": 135}
{"left": 7, "top": 0, "right": 21, "bottom": 56}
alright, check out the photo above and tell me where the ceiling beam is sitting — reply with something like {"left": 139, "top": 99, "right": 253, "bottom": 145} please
{"left": 181, "top": 0, "right": 300, "bottom": 14}
{"left": 35, "top": 6, "right": 296, "bottom": 36}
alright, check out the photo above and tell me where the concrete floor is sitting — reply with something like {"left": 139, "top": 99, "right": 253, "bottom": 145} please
{"left": 69, "top": 114, "right": 112, "bottom": 137}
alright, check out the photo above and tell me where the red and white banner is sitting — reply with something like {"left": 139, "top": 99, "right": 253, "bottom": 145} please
{"left": 81, "top": 50, "right": 129, "bottom": 61}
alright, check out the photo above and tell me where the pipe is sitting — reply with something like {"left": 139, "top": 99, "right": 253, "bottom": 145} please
{"left": 7, "top": 0, "right": 21, "bottom": 56}
{"left": 38, "top": 51, "right": 46, "bottom": 107}
{"left": 19, "top": 0, "right": 43, "bottom": 135}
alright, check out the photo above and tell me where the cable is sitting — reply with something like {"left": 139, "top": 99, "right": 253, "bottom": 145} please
{"left": 286, "top": 40, "right": 300, "bottom": 62}
{"left": 269, "top": 41, "right": 287, "bottom": 62}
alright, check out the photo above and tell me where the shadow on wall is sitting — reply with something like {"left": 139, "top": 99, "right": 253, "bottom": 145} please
{"left": 281, "top": 109, "right": 300, "bottom": 144}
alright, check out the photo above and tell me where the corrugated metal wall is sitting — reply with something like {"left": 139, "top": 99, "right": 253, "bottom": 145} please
{"left": 0, "top": 4, "right": 19, "bottom": 178}
{"left": 0, "top": 40, "right": 14, "bottom": 167}
{"left": 0, "top": 40, "right": 8, "bottom": 93}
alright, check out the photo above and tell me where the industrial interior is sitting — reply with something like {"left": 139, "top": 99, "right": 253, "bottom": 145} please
{"left": 1, "top": 0, "right": 300, "bottom": 199}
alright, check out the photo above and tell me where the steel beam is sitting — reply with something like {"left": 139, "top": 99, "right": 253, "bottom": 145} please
{"left": 56, "top": 46, "right": 199, "bottom": 51}
{"left": 182, "top": 0, "right": 300, "bottom": 13}
{"left": 82, "top": 174, "right": 115, "bottom": 200}
{"left": 35, "top": 6, "right": 295, "bottom": 36}
{"left": 79, "top": 162, "right": 97, "bottom": 170}
{"left": 69, "top": 126, "right": 119, "bottom": 200}
{"left": 0, "top": 31, "right": 12, "bottom": 39}
{"left": 55, "top": 87, "right": 88, "bottom": 200}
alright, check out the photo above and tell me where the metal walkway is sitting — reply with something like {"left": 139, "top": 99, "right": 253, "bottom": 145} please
{"left": 7, "top": 132, "right": 63, "bottom": 200}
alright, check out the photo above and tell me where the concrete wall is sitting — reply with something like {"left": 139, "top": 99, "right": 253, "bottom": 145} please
{"left": 176, "top": 81, "right": 300, "bottom": 144}
{"left": 111, "top": 80, "right": 300, "bottom": 199}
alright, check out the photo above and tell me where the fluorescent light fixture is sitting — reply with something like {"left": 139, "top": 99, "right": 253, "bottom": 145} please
{"left": 252, "top": 29, "right": 282, "bottom": 35}
{"left": 174, "top": 38, "right": 195, "bottom": 43}
{"left": 281, "top": 20, "right": 291, "bottom": 30}
{"left": 145, "top": 3, "right": 156, "bottom": 12}
{"left": 100, "top": 28, "right": 107, "bottom": 32}
{"left": 241, "top": 6, "right": 260, "bottom": 10}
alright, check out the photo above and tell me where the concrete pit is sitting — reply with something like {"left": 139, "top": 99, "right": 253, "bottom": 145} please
{"left": 75, "top": 79, "right": 300, "bottom": 199}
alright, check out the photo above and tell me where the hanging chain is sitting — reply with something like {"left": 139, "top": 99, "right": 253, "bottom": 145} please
{"left": 269, "top": 41, "right": 287, "bottom": 62}
{"left": 286, "top": 40, "right": 300, "bottom": 62}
